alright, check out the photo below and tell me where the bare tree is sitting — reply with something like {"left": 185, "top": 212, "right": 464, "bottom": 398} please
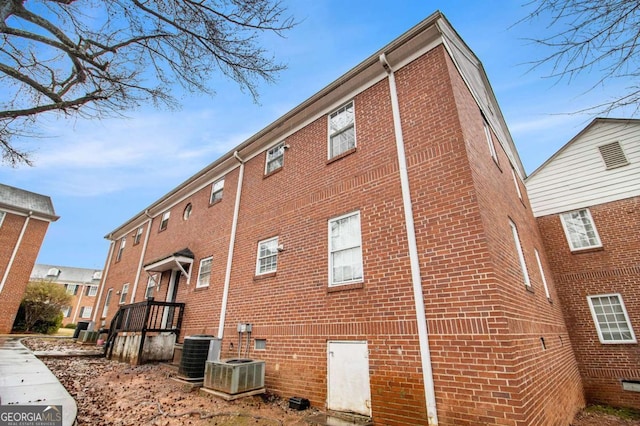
{"left": 0, "top": 0, "right": 295, "bottom": 165}
{"left": 522, "top": 0, "right": 640, "bottom": 115}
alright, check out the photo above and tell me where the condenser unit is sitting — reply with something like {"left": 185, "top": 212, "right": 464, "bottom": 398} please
{"left": 204, "top": 359, "right": 265, "bottom": 394}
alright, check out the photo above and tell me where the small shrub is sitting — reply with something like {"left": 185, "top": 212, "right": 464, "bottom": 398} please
{"left": 64, "top": 323, "right": 77, "bottom": 329}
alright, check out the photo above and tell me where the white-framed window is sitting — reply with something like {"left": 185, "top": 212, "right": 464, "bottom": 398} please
{"left": 587, "top": 294, "right": 636, "bottom": 344}
{"left": 61, "top": 306, "right": 71, "bottom": 318}
{"left": 159, "top": 211, "right": 170, "bottom": 231}
{"left": 329, "top": 211, "right": 363, "bottom": 286}
{"left": 265, "top": 142, "right": 285, "bottom": 174}
{"left": 484, "top": 119, "right": 498, "bottom": 163}
{"left": 560, "top": 209, "right": 602, "bottom": 251}
{"left": 183, "top": 203, "right": 193, "bottom": 220}
{"left": 328, "top": 101, "right": 355, "bottom": 159}
{"left": 534, "top": 249, "right": 551, "bottom": 300}
{"left": 66, "top": 284, "right": 78, "bottom": 295}
{"left": 133, "top": 226, "right": 144, "bottom": 245}
{"left": 145, "top": 274, "right": 158, "bottom": 299}
{"left": 511, "top": 168, "right": 523, "bottom": 200}
{"left": 210, "top": 179, "right": 224, "bottom": 204}
{"left": 116, "top": 237, "right": 126, "bottom": 262}
{"left": 255, "top": 339, "right": 267, "bottom": 350}
{"left": 256, "top": 237, "right": 278, "bottom": 275}
{"left": 196, "top": 257, "right": 213, "bottom": 288}
{"left": 87, "top": 285, "right": 98, "bottom": 297}
{"left": 0, "top": 210, "right": 5, "bottom": 228}
{"left": 509, "top": 220, "right": 530, "bottom": 287}
{"left": 102, "top": 288, "right": 113, "bottom": 318}
{"left": 47, "top": 267, "right": 60, "bottom": 277}
{"left": 79, "top": 306, "right": 92, "bottom": 319}
{"left": 119, "top": 283, "right": 129, "bottom": 304}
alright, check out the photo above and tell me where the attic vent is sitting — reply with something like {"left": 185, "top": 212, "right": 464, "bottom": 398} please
{"left": 598, "top": 141, "right": 629, "bottom": 170}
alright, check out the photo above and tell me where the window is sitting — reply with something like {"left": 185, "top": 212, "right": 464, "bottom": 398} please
{"left": 87, "top": 285, "right": 98, "bottom": 297}
{"left": 102, "top": 288, "right": 113, "bottom": 318}
{"left": 61, "top": 306, "right": 71, "bottom": 318}
{"left": 119, "top": 283, "right": 129, "bottom": 304}
{"left": 145, "top": 274, "right": 158, "bottom": 299}
{"left": 79, "top": 306, "right": 92, "bottom": 319}
{"left": 265, "top": 143, "right": 285, "bottom": 174}
{"left": 329, "top": 211, "right": 363, "bottom": 286}
{"left": 66, "top": 284, "right": 78, "bottom": 295}
{"left": 116, "top": 237, "right": 126, "bottom": 262}
{"left": 196, "top": 257, "right": 212, "bottom": 288}
{"left": 0, "top": 210, "right": 5, "bottom": 228}
{"left": 47, "top": 267, "right": 60, "bottom": 277}
{"left": 534, "top": 249, "right": 551, "bottom": 300}
{"left": 210, "top": 179, "right": 224, "bottom": 204}
{"left": 598, "top": 141, "right": 629, "bottom": 170}
{"left": 92, "top": 271, "right": 102, "bottom": 280}
{"left": 328, "top": 101, "right": 355, "bottom": 158}
{"left": 484, "top": 119, "right": 498, "bottom": 163}
{"left": 256, "top": 237, "right": 278, "bottom": 275}
{"left": 509, "top": 220, "right": 530, "bottom": 287}
{"left": 511, "top": 168, "right": 523, "bottom": 200}
{"left": 159, "top": 211, "right": 170, "bottom": 231}
{"left": 133, "top": 226, "right": 144, "bottom": 245}
{"left": 255, "top": 339, "right": 267, "bottom": 350}
{"left": 183, "top": 203, "right": 192, "bottom": 220}
{"left": 560, "top": 209, "right": 602, "bottom": 251}
{"left": 588, "top": 294, "right": 636, "bottom": 343}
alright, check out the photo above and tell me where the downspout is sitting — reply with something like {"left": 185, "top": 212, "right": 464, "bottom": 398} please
{"left": 0, "top": 211, "right": 32, "bottom": 294}
{"left": 72, "top": 285, "right": 84, "bottom": 324}
{"left": 217, "top": 151, "right": 245, "bottom": 339}
{"left": 92, "top": 238, "right": 115, "bottom": 324}
{"left": 380, "top": 53, "right": 438, "bottom": 425}
{"left": 130, "top": 212, "right": 153, "bottom": 303}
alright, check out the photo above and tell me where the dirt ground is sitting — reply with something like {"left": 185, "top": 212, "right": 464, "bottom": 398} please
{"left": 21, "top": 337, "right": 640, "bottom": 425}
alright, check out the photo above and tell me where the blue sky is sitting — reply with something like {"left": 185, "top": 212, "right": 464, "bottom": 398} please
{"left": 1, "top": 1, "right": 632, "bottom": 269}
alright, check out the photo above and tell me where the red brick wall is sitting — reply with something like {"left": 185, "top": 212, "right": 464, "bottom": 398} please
{"left": 0, "top": 213, "right": 50, "bottom": 333}
{"left": 537, "top": 196, "right": 640, "bottom": 409}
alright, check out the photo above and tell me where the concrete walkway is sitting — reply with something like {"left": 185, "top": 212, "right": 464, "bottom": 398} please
{"left": 0, "top": 336, "right": 77, "bottom": 426}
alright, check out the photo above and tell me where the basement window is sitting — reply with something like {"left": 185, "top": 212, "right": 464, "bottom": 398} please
{"left": 598, "top": 141, "right": 629, "bottom": 170}
{"left": 255, "top": 339, "right": 267, "bottom": 350}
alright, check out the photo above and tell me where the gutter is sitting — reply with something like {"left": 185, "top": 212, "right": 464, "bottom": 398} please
{"left": 380, "top": 53, "right": 438, "bottom": 425}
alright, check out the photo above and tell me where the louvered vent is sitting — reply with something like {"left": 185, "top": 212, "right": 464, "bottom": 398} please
{"left": 598, "top": 141, "right": 629, "bottom": 169}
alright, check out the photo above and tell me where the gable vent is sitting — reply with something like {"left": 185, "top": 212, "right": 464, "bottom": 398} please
{"left": 598, "top": 141, "right": 629, "bottom": 169}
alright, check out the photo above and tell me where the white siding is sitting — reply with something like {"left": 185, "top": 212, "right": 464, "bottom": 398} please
{"left": 526, "top": 120, "right": 640, "bottom": 217}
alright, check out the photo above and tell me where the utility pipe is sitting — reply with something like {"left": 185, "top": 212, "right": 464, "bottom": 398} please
{"left": 380, "top": 53, "right": 438, "bottom": 425}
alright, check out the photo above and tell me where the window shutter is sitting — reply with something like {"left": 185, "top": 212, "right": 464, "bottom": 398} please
{"left": 598, "top": 141, "right": 629, "bottom": 169}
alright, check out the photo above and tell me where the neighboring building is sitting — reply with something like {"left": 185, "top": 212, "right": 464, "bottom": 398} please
{"left": 95, "top": 12, "right": 584, "bottom": 425}
{"left": 0, "top": 184, "right": 59, "bottom": 333}
{"left": 526, "top": 118, "right": 640, "bottom": 410}
{"left": 30, "top": 264, "right": 103, "bottom": 326}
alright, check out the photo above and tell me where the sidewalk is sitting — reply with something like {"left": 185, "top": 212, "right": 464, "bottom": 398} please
{"left": 0, "top": 336, "right": 77, "bottom": 426}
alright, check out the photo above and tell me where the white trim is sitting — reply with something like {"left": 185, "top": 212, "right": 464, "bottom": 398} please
{"left": 196, "top": 257, "right": 213, "bottom": 288}
{"left": 0, "top": 210, "right": 5, "bottom": 228}
{"left": 159, "top": 211, "right": 170, "bottom": 231}
{"left": 256, "top": 236, "right": 279, "bottom": 275}
{"left": 328, "top": 210, "right": 363, "bottom": 286}
{"left": 587, "top": 293, "right": 636, "bottom": 344}
{"left": 560, "top": 208, "right": 602, "bottom": 251}
{"left": 265, "top": 142, "right": 285, "bottom": 174}
{"left": 101, "top": 288, "right": 113, "bottom": 319}
{"left": 511, "top": 168, "right": 523, "bottom": 200}
{"left": 534, "top": 249, "right": 551, "bottom": 300}
{"left": 484, "top": 120, "right": 498, "bottom": 163}
{"left": 0, "top": 212, "right": 31, "bottom": 295}
{"left": 327, "top": 100, "right": 356, "bottom": 160}
{"left": 72, "top": 284, "right": 84, "bottom": 323}
{"left": 87, "top": 285, "right": 98, "bottom": 297}
{"left": 210, "top": 178, "right": 225, "bottom": 204}
{"left": 130, "top": 219, "right": 152, "bottom": 303}
{"left": 509, "top": 220, "right": 531, "bottom": 287}
{"left": 381, "top": 53, "right": 438, "bottom": 425}
{"left": 92, "top": 240, "right": 115, "bottom": 323}
{"left": 119, "top": 283, "right": 129, "bottom": 304}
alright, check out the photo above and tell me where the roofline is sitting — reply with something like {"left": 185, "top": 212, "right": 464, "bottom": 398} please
{"left": 525, "top": 117, "right": 640, "bottom": 181}
{"left": 0, "top": 203, "right": 59, "bottom": 221}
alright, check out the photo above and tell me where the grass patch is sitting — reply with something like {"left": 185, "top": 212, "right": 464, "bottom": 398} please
{"left": 585, "top": 404, "right": 640, "bottom": 420}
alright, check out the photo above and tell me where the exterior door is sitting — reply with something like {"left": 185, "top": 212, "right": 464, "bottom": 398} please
{"left": 327, "top": 341, "right": 372, "bottom": 416}
{"left": 162, "top": 270, "right": 180, "bottom": 328}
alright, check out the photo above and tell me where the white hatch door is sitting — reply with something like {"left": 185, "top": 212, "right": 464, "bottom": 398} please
{"left": 327, "top": 341, "right": 372, "bottom": 416}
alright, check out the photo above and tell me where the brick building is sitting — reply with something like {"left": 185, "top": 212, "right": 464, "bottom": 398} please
{"left": 526, "top": 118, "right": 640, "bottom": 410}
{"left": 30, "top": 264, "right": 102, "bottom": 326}
{"left": 95, "top": 12, "right": 584, "bottom": 425}
{"left": 0, "top": 184, "right": 58, "bottom": 333}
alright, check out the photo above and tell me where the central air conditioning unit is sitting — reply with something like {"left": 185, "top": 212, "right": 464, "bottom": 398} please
{"left": 179, "top": 335, "right": 219, "bottom": 379}
{"left": 204, "top": 359, "right": 265, "bottom": 395}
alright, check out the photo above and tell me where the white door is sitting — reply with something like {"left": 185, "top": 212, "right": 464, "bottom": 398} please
{"left": 327, "top": 341, "right": 372, "bottom": 416}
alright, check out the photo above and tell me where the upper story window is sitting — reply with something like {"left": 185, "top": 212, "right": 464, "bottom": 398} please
{"left": 588, "top": 294, "right": 636, "bottom": 344}
{"left": 196, "top": 257, "right": 212, "bottom": 288}
{"left": 511, "top": 168, "right": 523, "bottom": 200}
{"left": 0, "top": 210, "right": 5, "bottom": 228}
{"left": 79, "top": 306, "right": 92, "bottom": 319}
{"left": 119, "top": 283, "right": 129, "bottom": 304}
{"left": 265, "top": 142, "right": 285, "bottom": 174}
{"left": 534, "top": 249, "right": 551, "bottom": 300}
{"left": 210, "top": 179, "right": 224, "bottom": 204}
{"left": 116, "top": 237, "right": 126, "bottom": 262}
{"left": 256, "top": 237, "right": 278, "bottom": 275}
{"left": 61, "top": 306, "right": 71, "bottom": 318}
{"left": 509, "top": 219, "right": 530, "bottom": 287}
{"left": 133, "top": 226, "right": 144, "bottom": 245}
{"left": 87, "top": 285, "right": 98, "bottom": 297}
{"left": 159, "top": 211, "right": 170, "bottom": 231}
{"left": 183, "top": 203, "right": 193, "bottom": 220}
{"left": 145, "top": 274, "right": 158, "bottom": 299}
{"left": 329, "top": 211, "right": 363, "bottom": 286}
{"left": 560, "top": 209, "right": 602, "bottom": 251}
{"left": 66, "top": 284, "right": 78, "bottom": 295}
{"left": 598, "top": 141, "right": 629, "bottom": 170}
{"left": 328, "top": 101, "right": 355, "bottom": 159}
{"left": 483, "top": 119, "right": 498, "bottom": 163}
